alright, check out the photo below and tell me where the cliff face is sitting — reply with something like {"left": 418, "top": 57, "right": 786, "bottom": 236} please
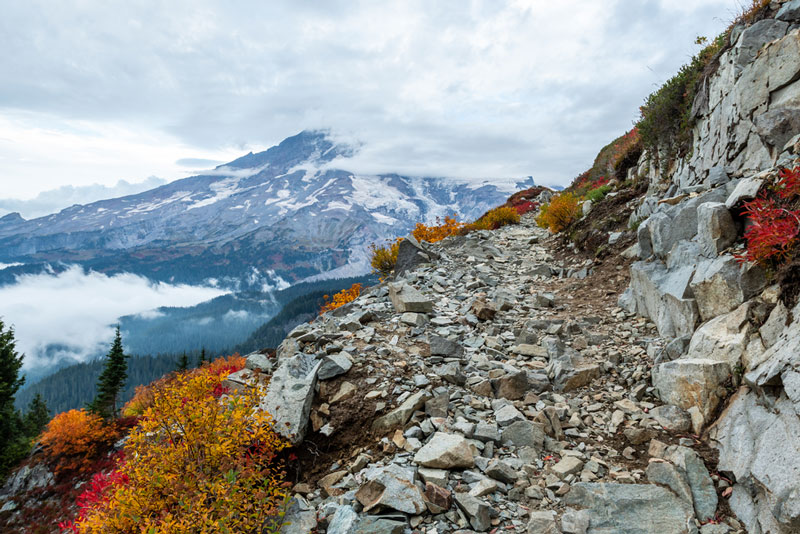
{"left": 621, "top": 5, "right": 800, "bottom": 534}
{"left": 644, "top": 13, "right": 800, "bottom": 195}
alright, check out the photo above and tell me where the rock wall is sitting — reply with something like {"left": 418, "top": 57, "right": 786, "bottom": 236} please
{"left": 642, "top": 6, "right": 800, "bottom": 195}
{"left": 623, "top": 4, "right": 800, "bottom": 533}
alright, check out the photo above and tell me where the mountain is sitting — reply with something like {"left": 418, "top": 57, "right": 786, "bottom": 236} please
{"left": 0, "top": 131, "right": 535, "bottom": 287}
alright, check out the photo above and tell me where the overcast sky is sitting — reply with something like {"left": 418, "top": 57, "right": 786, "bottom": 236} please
{"left": 0, "top": 0, "right": 742, "bottom": 213}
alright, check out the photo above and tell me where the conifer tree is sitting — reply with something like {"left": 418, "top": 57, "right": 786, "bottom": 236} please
{"left": 198, "top": 347, "right": 207, "bottom": 366}
{"left": 176, "top": 352, "right": 189, "bottom": 372}
{"left": 89, "top": 326, "right": 129, "bottom": 420}
{"left": 24, "top": 393, "right": 50, "bottom": 438}
{"left": 0, "top": 319, "right": 26, "bottom": 480}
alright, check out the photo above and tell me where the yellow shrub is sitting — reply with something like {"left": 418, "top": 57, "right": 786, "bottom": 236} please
{"left": 72, "top": 369, "right": 288, "bottom": 534}
{"left": 469, "top": 206, "right": 520, "bottom": 231}
{"left": 369, "top": 238, "right": 402, "bottom": 279}
{"left": 321, "top": 283, "right": 362, "bottom": 313}
{"left": 412, "top": 215, "right": 465, "bottom": 243}
{"left": 536, "top": 193, "right": 580, "bottom": 233}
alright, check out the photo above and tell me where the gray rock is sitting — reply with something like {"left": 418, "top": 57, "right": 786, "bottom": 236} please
{"left": 564, "top": 483, "right": 698, "bottom": 534}
{"left": 318, "top": 353, "right": 353, "bottom": 380}
{"left": 395, "top": 236, "right": 436, "bottom": 278}
{"left": 650, "top": 405, "right": 692, "bottom": 432}
{"left": 560, "top": 509, "right": 590, "bottom": 534}
{"left": 436, "top": 362, "right": 466, "bottom": 386}
{"left": 355, "top": 464, "right": 426, "bottom": 515}
{"left": 244, "top": 351, "right": 273, "bottom": 373}
{"left": 725, "top": 177, "right": 763, "bottom": 208}
{"left": 552, "top": 456, "right": 584, "bottom": 479}
{"left": 686, "top": 304, "right": 751, "bottom": 367}
{"left": 754, "top": 106, "right": 800, "bottom": 152}
{"left": 697, "top": 202, "right": 736, "bottom": 257}
{"left": 629, "top": 260, "right": 700, "bottom": 338}
{"left": 705, "top": 166, "right": 729, "bottom": 187}
{"left": 413, "top": 432, "right": 474, "bottom": 469}
{"left": 494, "top": 403, "right": 525, "bottom": 427}
{"left": 0, "top": 463, "right": 54, "bottom": 497}
{"left": 326, "top": 505, "right": 359, "bottom": 534}
{"left": 280, "top": 496, "right": 317, "bottom": 534}
{"left": 652, "top": 358, "right": 731, "bottom": 430}
{"left": 777, "top": 0, "right": 800, "bottom": 22}
{"left": 646, "top": 460, "right": 695, "bottom": 508}
{"left": 352, "top": 516, "right": 406, "bottom": 534}
{"left": 662, "top": 445, "right": 718, "bottom": 523}
{"left": 492, "top": 370, "right": 528, "bottom": 400}
{"left": 502, "top": 420, "right": 545, "bottom": 449}
{"left": 735, "top": 19, "right": 789, "bottom": 74}
{"left": 690, "top": 255, "right": 766, "bottom": 322}
{"left": 372, "top": 390, "right": 432, "bottom": 433}
{"left": 473, "top": 422, "right": 501, "bottom": 443}
{"left": 429, "top": 335, "right": 464, "bottom": 358}
{"left": 527, "top": 510, "right": 560, "bottom": 534}
{"left": 454, "top": 493, "right": 493, "bottom": 532}
{"left": 388, "top": 282, "right": 433, "bottom": 313}
{"left": 260, "top": 353, "right": 321, "bottom": 445}
{"left": 711, "top": 386, "right": 800, "bottom": 534}
{"left": 485, "top": 459, "right": 518, "bottom": 484}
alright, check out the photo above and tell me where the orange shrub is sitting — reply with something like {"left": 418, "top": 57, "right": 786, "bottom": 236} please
{"left": 40, "top": 409, "right": 115, "bottom": 476}
{"left": 412, "top": 215, "right": 465, "bottom": 243}
{"left": 536, "top": 193, "right": 581, "bottom": 233}
{"left": 67, "top": 369, "right": 289, "bottom": 533}
{"left": 321, "top": 283, "right": 362, "bottom": 314}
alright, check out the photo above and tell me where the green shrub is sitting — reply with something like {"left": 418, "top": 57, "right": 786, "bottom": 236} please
{"left": 585, "top": 185, "right": 612, "bottom": 203}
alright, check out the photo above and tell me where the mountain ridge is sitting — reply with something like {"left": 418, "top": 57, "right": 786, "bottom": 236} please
{"left": 0, "top": 130, "right": 534, "bottom": 286}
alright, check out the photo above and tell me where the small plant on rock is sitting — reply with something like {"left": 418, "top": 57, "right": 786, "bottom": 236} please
{"left": 321, "top": 283, "right": 362, "bottom": 313}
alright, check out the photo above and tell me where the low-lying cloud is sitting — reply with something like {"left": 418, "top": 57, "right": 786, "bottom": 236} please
{"left": 0, "top": 177, "right": 167, "bottom": 219}
{"left": 0, "top": 265, "right": 227, "bottom": 371}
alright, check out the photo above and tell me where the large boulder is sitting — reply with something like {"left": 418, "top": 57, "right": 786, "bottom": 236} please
{"left": 413, "top": 432, "right": 474, "bottom": 469}
{"left": 710, "top": 389, "right": 800, "bottom": 534}
{"left": 652, "top": 358, "right": 731, "bottom": 431}
{"left": 260, "top": 353, "right": 321, "bottom": 445}
{"left": 355, "top": 464, "right": 426, "bottom": 515}
{"left": 690, "top": 255, "right": 766, "bottom": 322}
{"left": 686, "top": 302, "right": 752, "bottom": 367}
{"left": 388, "top": 282, "right": 434, "bottom": 313}
{"left": 696, "top": 202, "right": 736, "bottom": 257}
{"left": 630, "top": 260, "right": 700, "bottom": 338}
{"left": 394, "top": 236, "right": 438, "bottom": 279}
{"left": 563, "top": 483, "right": 698, "bottom": 534}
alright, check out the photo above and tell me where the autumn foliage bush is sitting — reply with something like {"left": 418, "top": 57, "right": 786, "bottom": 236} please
{"left": 469, "top": 206, "right": 520, "bottom": 231}
{"left": 536, "top": 192, "right": 581, "bottom": 233}
{"left": 737, "top": 166, "right": 800, "bottom": 266}
{"left": 411, "top": 215, "right": 465, "bottom": 243}
{"left": 321, "top": 283, "right": 362, "bottom": 313}
{"left": 40, "top": 409, "right": 116, "bottom": 476}
{"left": 369, "top": 238, "right": 402, "bottom": 279}
{"left": 63, "top": 360, "right": 288, "bottom": 534}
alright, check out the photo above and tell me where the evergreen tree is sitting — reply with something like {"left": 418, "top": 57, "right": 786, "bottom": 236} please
{"left": 24, "top": 393, "right": 50, "bottom": 438}
{"left": 0, "top": 319, "right": 26, "bottom": 480}
{"left": 198, "top": 347, "right": 207, "bottom": 366}
{"left": 176, "top": 352, "right": 189, "bottom": 372}
{"left": 89, "top": 326, "right": 129, "bottom": 420}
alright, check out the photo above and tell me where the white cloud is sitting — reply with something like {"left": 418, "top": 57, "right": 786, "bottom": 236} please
{"left": 0, "top": 265, "right": 227, "bottom": 370}
{"left": 0, "top": 0, "right": 741, "bottom": 193}
{"left": 0, "top": 176, "right": 168, "bottom": 219}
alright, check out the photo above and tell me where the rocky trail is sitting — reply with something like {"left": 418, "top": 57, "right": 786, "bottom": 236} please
{"left": 228, "top": 211, "right": 742, "bottom": 534}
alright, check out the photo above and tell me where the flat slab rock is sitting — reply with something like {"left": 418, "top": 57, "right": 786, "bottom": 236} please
{"left": 564, "top": 482, "right": 698, "bottom": 534}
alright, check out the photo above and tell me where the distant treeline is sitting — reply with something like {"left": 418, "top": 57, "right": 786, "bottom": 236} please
{"left": 16, "top": 274, "right": 377, "bottom": 416}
